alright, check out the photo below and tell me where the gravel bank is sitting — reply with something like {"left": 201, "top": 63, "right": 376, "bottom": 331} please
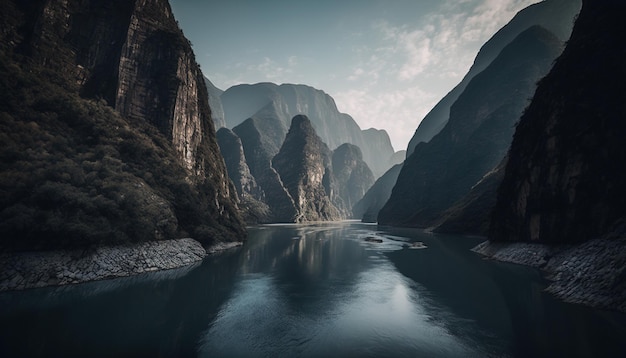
{"left": 0, "top": 239, "right": 242, "bottom": 292}
{"left": 473, "top": 238, "right": 626, "bottom": 312}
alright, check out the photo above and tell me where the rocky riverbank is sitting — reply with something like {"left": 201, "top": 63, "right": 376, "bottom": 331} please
{"left": 473, "top": 237, "right": 626, "bottom": 312}
{"left": 0, "top": 239, "right": 242, "bottom": 292}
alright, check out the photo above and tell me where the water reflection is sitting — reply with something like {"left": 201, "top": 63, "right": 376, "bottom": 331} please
{"left": 1, "top": 222, "right": 625, "bottom": 357}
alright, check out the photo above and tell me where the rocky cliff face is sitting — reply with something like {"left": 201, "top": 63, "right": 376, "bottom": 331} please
{"left": 330, "top": 143, "right": 375, "bottom": 216}
{"left": 204, "top": 76, "right": 226, "bottom": 129}
{"left": 272, "top": 115, "right": 342, "bottom": 222}
{"left": 378, "top": 26, "right": 565, "bottom": 228}
{"left": 490, "top": 0, "right": 626, "bottom": 244}
{"left": 216, "top": 128, "right": 269, "bottom": 223}
{"left": 353, "top": 163, "right": 403, "bottom": 223}
{"left": 221, "top": 82, "right": 396, "bottom": 178}
{"left": 231, "top": 110, "right": 297, "bottom": 222}
{"left": 0, "top": 0, "right": 245, "bottom": 250}
{"left": 406, "top": 0, "right": 581, "bottom": 156}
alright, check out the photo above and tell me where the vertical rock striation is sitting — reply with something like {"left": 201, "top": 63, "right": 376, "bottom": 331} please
{"left": 490, "top": 0, "right": 626, "bottom": 244}
{"left": 0, "top": 0, "right": 245, "bottom": 249}
{"left": 272, "top": 115, "right": 341, "bottom": 222}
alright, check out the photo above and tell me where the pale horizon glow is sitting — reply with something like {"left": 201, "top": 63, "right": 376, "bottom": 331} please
{"left": 170, "top": 0, "right": 540, "bottom": 152}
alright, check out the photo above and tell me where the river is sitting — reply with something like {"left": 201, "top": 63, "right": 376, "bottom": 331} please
{"left": 1, "top": 222, "right": 625, "bottom": 357}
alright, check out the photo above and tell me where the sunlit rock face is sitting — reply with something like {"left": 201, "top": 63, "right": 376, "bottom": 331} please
{"left": 0, "top": 0, "right": 245, "bottom": 249}
{"left": 273, "top": 115, "right": 342, "bottom": 222}
{"left": 221, "top": 83, "right": 396, "bottom": 178}
{"left": 490, "top": 0, "right": 626, "bottom": 244}
{"left": 379, "top": 26, "right": 565, "bottom": 228}
{"left": 406, "top": 0, "right": 581, "bottom": 156}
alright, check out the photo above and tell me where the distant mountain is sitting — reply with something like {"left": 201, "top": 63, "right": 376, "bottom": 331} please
{"left": 221, "top": 82, "right": 396, "bottom": 178}
{"left": 406, "top": 0, "right": 581, "bottom": 156}
{"left": 204, "top": 76, "right": 226, "bottom": 129}
{"left": 378, "top": 26, "right": 565, "bottom": 228}
{"left": 352, "top": 163, "right": 403, "bottom": 223}
{"left": 490, "top": 0, "right": 626, "bottom": 244}
{"left": 272, "top": 115, "right": 342, "bottom": 222}
{"left": 216, "top": 128, "right": 269, "bottom": 223}
{"left": 0, "top": 0, "right": 245, "bottom": 251}
{"left": 330, "top": 143, "right": 375, "bottom": 216}
{"left": 232, "top": 114, "right": 297, "bottom": 222}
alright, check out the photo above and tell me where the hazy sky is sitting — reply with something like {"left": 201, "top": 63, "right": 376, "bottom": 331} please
{"left": 170, "top": 0, "right": 540, "bottom": 151}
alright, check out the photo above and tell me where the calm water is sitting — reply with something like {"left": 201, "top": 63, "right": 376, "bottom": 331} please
{"left": 1, "top": 222, "right": 626, "bottom": 357}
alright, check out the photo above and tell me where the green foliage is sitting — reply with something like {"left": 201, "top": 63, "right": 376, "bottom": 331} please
{"left": 0, "top": 54, "right": 234, "bottom": 251}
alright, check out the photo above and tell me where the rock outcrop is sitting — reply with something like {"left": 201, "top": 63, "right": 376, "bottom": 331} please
{"left": 330, "top": 143, "right": 375, "bottom": 216}
{"left": 232, "top": 111, "right": 297, "bottom": 222}
{"left": 216, "top": 128, "right": 269, "bottom": 223}
{"left": 221, "top": 82, "right": 396, "bottom": 178}
{"left": 272, "top": 115, "right": 342, "bottom": 222}
{"left": 490, "top": 0, "right": 626, "bottom": 244}
{"left": 406, "top": 0, "right": 581, "bottom": 156}
{"left": 379, "top": 26, "right": 565, "bottom": 228}
{"left": 0, "top": 0, "right": 245, "bottom": 251}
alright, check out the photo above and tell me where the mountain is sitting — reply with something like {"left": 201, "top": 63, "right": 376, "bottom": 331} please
{"left": 434, "top": 158, "right": 506, "bottom": 235}
{"left": 221, "top": 82, "right": 396, "bottom": 178}
{"left": 0, "top": 0, "right": 245, "bottom": 251}
{"left": 406, "top": 0, "right": 581, "bottom": 156}
{"left": 204, "top": 76, "right": 226, "bottom": 129}
{"left": 490, "top": 0, "right": 626, "bottom": 244}
{"left": 352, "top": 163, "right": 403, "bottom": 223}
{"left": 272, "top": 115, "right": 341, "bottom": 222}
{"left": 232, "top": 113, "right": 297, "bottom": 222}
{"left": 216, "top": 128, "right": 269, "bottom": 223}
{"left": 378, "top": 26, "right": 565, "bottom": 228}
{"left": 330, "top": 143, "right": 375, "bottom": 216}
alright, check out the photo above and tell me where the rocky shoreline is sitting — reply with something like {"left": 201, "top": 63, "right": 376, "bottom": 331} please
{"left": 0, "top": 239, "right": 243, "bottom": 292}
{"left": 473, "top": 237, "right": 626, "bottom": 313}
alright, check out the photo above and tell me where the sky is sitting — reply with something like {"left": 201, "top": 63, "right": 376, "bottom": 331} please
{"left": 169, "top": 0, "right": 541, "bottom": 151}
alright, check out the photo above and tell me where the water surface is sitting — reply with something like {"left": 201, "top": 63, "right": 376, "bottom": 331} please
{"left": 1, "top": 222, "right": 625, "bottom": 357}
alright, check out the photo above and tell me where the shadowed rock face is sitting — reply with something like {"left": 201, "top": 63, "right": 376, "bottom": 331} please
{"left": 216, "top": 128, "right": 270, "bottom": 223}
{"left": 352, "top": 163, "right": 403, "bottom": 223}
{"left": 204, "top": 76, "right": 226, "bottom": 129}
{"left": 490, "top": 0, "right": 626, "bottom": 244}
{"left": 406, "top": 0, "right": 581, "bottom": 156}
{"left": 232, "top": 112, "right": 297, "bottom": 223}
{"left": 272, "top": 115, "right": 341, "bottom": 222}
{"left": 0, "top": 0, "right": 245, "bottom": 250}
{"left": 221, "top": 82, "right": 396, "bottom": 178}
{"left": 330, "top": 144, "right": 375, "bottom": 216}
{"left": 379, "top": 26, "right": 565, "bottom": 228}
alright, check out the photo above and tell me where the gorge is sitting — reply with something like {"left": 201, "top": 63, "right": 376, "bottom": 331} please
{"left": 1, "top": 0, "right": 626, "bottom": 356}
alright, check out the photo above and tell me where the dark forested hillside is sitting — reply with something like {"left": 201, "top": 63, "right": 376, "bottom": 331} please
{"left": 0, "top": 0, "right": 245, "bottom": 251}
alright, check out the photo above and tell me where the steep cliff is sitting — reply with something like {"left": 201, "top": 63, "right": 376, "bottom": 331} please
{"left": 204, "top": 76, "right": 226, "bottom": 129}
{"left": 379, "top": 26, "right": 564, "bottom": 228}
{"left": 330, "top": 143, "right": 375, "bottom": 216}
{"left": 0, "top": 0, "right": 245, "bottom": 250}
{"left": 490, "top": 0, "right": 626, "bottom": 244}
{"left": 216, "top": 128, "right": 269, "bottom": 223}
{"left": 221, "top": 82, "right": 396, "bottom": 178}
{"left": 272, "top": 115, "right": 342, "bottom": 222}
{"left": 353, "top": 163, "right": 403, "bottom": 223}
{"left": 231, "top": 105, "right": 297, "bottom": 222}
{"left": 406, "top": 0, "right": 581, "bottom": 156}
